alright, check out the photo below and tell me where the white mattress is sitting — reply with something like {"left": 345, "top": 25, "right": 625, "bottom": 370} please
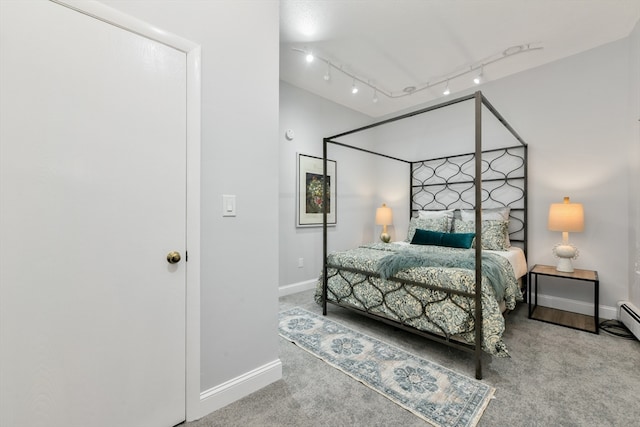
{"left": 392, "top": 242, "right": 528, "bottom": 279}
{"left": 486, "top": 246, "right": 528, "bottom": 279}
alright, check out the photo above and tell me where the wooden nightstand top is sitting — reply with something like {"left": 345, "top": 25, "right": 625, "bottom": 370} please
{"left": 529, "top": 264, "right": 600, "bottom": 333}
{"left": 529, "top": 264, "right": 598, "bottom": 282}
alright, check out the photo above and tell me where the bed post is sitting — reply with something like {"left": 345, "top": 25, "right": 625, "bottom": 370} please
{"left": 322, "top": 137, "right": 329, "bottom": 316}
{"left": 524, "top": 144, "right": 529, "bottom": 267}
{"left": 474, "top": 91, "right": 483, "bottom": 380}
{"left": 409, "top": 162, "right": 414, "bottom": 218}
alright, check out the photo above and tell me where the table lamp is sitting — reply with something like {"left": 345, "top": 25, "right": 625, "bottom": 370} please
{"left": 548, "top": 196, "right": 584, "bottom": 272}
{"left": 375, "top": 203, "right": 393, "bottom": 243}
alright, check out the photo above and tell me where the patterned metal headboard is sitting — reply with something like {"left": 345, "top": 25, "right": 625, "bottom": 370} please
{"left": 411, "top": 145, "right": 527, "bottom": 249}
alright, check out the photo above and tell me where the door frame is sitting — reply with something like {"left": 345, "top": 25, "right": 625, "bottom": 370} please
{"left": 51, "top": 0, "right": 202, "bottom": 420}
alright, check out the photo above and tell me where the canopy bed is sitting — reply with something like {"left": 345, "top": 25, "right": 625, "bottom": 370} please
{"left": 316, "top": 91, "right": 528, "bottom": 380}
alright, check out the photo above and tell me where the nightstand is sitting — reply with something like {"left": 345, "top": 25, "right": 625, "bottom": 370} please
{"left": 528, "top": 264, "right": 599, "bottom": 334}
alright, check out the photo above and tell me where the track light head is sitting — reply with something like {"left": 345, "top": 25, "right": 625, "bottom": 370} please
{"left": 443, "top": 81, "right": 450, "bottom": 96}
{"left": 372, "top": 90, "right": 378, "bottom": 103}
{"left": 305, "top": 52, "right": 314, "bottom": 63}
{"left": 351, "top": 78, "right": 358, "bottom": 94}
{"left": 473, "top": 66, "right": 484, "bottom": 85}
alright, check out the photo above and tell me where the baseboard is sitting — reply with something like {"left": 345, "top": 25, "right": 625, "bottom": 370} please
{"left": 279, "top": 279, "right": 316, "bottom": 297}
{"left": 194, "top": 358, "right": 282, "bottom": 421}
{"left": 280, "top": 284, "right": 617, "bottom": 319}
{"left": 535, "top": 293, "right": 616, "bottom": 320}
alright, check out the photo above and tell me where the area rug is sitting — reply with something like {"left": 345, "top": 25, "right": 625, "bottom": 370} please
{"left": 279, "top": 307, "right": 494, "bottom": 427}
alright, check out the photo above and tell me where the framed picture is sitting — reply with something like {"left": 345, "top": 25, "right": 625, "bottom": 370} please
{"left": 297, "top": 153, "right": 336, "bottom": 227}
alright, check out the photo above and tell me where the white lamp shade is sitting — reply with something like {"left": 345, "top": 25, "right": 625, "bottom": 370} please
{"left": 375, "top": 204, "right": 393, "bottom": 225}
{"left": 548, "top": 197, "right": 584, "bottom": 232}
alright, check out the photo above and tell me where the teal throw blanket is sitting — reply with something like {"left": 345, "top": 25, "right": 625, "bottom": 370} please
{"left": 377, "top": 249, "right": 509, "bottom": 300}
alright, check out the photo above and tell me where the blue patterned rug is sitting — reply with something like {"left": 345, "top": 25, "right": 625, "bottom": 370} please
{"left": 279, "top": 307, "right": 494, "bottom": 427}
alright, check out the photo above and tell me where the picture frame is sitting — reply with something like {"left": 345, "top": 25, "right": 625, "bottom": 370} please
{"left": 297, "top": 153, "right": 336, "bottom": 227}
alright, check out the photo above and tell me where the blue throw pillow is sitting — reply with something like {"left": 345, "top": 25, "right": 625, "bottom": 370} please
{"left": 411, "top": 229, "right": 475, "bottom": 249}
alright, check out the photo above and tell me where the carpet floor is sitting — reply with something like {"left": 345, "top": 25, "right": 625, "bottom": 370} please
{"left": 279, "top": 307, "right": 494, "bottom": 427}
{"left": 185, "top": 289, "right": 640, "bottom": 427}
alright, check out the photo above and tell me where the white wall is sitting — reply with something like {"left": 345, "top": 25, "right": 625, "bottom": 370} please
{"left": 279, "top": 34, "right": 637, "bottom": 320}
{"left": 100, "top": 0, "right": 281, "bottom": 417}
{"left": 479, "top": 38, "right": 633, "bottom": 317}
{"left": 278, "top": 82, "right": 373, "bottom": 293}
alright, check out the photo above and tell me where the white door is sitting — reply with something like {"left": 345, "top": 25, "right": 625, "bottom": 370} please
{"left": 0, "top": 1, "right": 187, "bottom": 426}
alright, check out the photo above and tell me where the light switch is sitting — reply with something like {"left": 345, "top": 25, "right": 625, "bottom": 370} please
{"left": 222, "top": 195, "right": 236, "bottom": 217}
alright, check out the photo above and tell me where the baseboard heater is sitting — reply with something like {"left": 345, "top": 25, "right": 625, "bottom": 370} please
{"left": 618, "top": 301, "right": 640, "bottom": 340}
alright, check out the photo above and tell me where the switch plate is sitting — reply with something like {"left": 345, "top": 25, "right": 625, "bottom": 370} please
{"left": 222, "top": 195, "right": 236, "bottom": 217}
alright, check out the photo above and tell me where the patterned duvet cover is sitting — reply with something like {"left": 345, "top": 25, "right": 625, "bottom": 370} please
{"left": 314, "top": 242, "right": 523, "bottom": 357}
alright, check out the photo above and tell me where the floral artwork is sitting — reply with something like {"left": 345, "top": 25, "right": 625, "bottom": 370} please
{"left": 305, "top": 173, "right": 330, "bottom": 214}
{"left": 297, "top": 154, "right": 336, "bottom": 227}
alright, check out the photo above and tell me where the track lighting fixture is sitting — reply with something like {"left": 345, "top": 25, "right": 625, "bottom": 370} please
{"left": 443, "top": 81, "right": 450, "bottom": 96}
{"left": 292, "top": 43, "right": 542, "bottom": 101}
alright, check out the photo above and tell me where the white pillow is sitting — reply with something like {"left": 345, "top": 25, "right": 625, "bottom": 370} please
{"left": 416, "top": 210, "right": 454, "bottom": 233}
{"left": 417, "top": 209, "right": 455, "bottom": 220}
{"left": 460, "top": 207, "right": 510, "bottom": 222}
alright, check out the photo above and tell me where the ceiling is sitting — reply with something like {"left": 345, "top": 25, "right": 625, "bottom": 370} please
{"left": 280, "top": 0, "right": 640, "bottom": 118}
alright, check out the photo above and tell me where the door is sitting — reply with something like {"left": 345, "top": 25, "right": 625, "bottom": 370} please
{"left": 0, "top": 1, "right": 187, "bottom": 426}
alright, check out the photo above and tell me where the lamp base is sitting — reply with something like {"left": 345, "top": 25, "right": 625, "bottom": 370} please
{"left": 553, "top": 243, "right": 578, "bottom": 273}
{"left": 380, "top": 232, "right": 390, "bottom": 243}
{"left": 555, "top": 257, "right": 575, "bottom": 273}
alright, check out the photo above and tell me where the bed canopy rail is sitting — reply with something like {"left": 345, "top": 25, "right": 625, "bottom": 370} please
{"left": 321, "top": 91, "right": 527, "bottom": 379}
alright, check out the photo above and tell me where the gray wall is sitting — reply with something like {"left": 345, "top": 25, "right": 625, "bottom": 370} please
{"left": 101, "top": 0, "right": 280, "bottom": 394}
{"left": 278, "top": 82, "right": 373, "bottom": 289}
{"left": 279, "top": 33, "right": 639, "bottom": 319}
{"left": 480, "top": 37, "right": 634, "bottom": 315}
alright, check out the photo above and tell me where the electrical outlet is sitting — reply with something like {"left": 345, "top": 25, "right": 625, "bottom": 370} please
{"left": 298, "top": 258, "right": 304, "bottom": 268}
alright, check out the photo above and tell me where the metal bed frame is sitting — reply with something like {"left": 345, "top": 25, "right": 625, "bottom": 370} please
{"left": 320, "top": 91, "right": 528, "bottom": 379}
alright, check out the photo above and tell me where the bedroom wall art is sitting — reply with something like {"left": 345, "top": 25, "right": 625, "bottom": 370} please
{"left": 297, "top": 153, "right": 336, "bottom": 227}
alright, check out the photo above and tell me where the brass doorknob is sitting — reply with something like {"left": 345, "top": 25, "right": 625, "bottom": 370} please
{"left": 166, "top": 251, "right": 181, "bottom": 264}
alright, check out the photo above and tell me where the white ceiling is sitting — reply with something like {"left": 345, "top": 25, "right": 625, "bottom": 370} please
{"left": 280, "top": 0, "right": 640, "bottom": 117}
